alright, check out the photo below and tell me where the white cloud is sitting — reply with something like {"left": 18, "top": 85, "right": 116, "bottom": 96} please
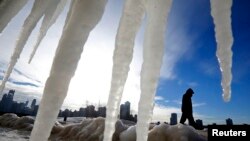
{"left": 187, "top": 82, "right": 199, "bottom": 87}
{"left": 151, "top": 102, "right": 212, "bottom": 124}
{"left": 155, "top": 96, "right": 164, "bottom": 101}
{"left": 199, "top": 61, "right": 218, "bottom": 76}
{"left": 160, "top": 44, "right": 187, "bottom": 80}
{"left": 152, "top": 103, "right": 181, "bottom": 122}
{"left": 1, "top": 80, "right": 42, "bottom": 96}
{"left": 177, "top": 80, "right": 183, "bottom": 85}
{"left": 193, "top": 102, "right": 206, "bottom": 107}
{"left": 172, "top": 99, "right": 206, "bottom": 107}
{"left": 173, "top": 100, "right": 182, "bottom": 105}
{"left": 193, "top": 113, "right": 218, "bottom": 125}
{"left": 164, "top": 100, "right": 170, "bottom": 103}
{"left": 159, "top": 12, "right": 194, "bottom": 80}
{"left": 0, "top": 59, "right": 42, "bottom": 86}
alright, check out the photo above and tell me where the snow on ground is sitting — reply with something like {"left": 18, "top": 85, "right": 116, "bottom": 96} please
{"left": 0, "top": 114, "right": 207, "bottom": 141}
{"left": 0, "top": 127, "right": 29, "bottom": 141}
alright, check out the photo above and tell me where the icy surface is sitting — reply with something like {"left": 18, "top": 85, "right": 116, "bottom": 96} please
{"left": 103, "top": 0, "right": 145, "bottom": 141}
{"left": 0, "top": 114, "right": 207, "bottom": 141}
{"left": 0, "top": 127, "right": 29, "bottom": 141}
{"left": 0, "top": 0, "right": 28, "bottom": 33}
{"left": 30, "top": 0, "right": 107, "bottom": 141}
{"left": 210, "top": 0, "right": 233, "bottom": 102}
{"left": 136, "top": 0, "right": 172, "bottom": 141}
{"left": 28, "top": 0, "right": 67, "bottom": 63}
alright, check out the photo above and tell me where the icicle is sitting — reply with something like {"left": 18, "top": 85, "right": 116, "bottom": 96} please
{"left": 28, "top": 0, "right": 67, "bottom": 63}
{"left": 210, "top": 0, "right": 233, "bottom": 102}
{"left": 62, "top": 0, "right": 76, "bottom": 30}
{"left": 30, "top": 0, "right": 107, "bottom": 140}
{"left": 0, "top": 0, "right": 52, "bottom": 94}
{"left": 136, "top": 0, "right": 172, "bottom": 141}
{"left": 103, "top": 0, "right": 146, "bottom": 140}
{"left": 0, "top": 0, "right": 28, "bottom": 33}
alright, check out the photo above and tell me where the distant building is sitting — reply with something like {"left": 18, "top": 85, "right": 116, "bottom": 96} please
{"left": 0, "top": 90, "right": 15, "bottom": 112}
{"left": 196, "top": 119, "right": 203, "bottom": 129}
{"left": 98, "top": 106, "right": 106, "bottom": 117}
{"left": 226, "top": 118, "right": 233, "bottom": 125}
{"left": 32, "top": 105, "right": 39, "bottom": 116}
{"left": 0, "top": 89, "right": 137, "bottom": 122}
{"left": 8, "top": 90, "right": 15, "bottom": 96}
{"left": 134, "top": 114, "right": 137, "bottom": 123}
{"left": 6, "top": 90, "right": 15, "bottom": 112}
{"left": 120, "top": 101, "right": 130, "bottom": 120}
{"left": 79, "top": 108, "right": 86, "bottom": 117}
{"left": 72, "top": 110, "right": 78, "bottom": 117}
{"left": 24, "top": 100, "right": 29, "bottom": 107}
{"left": 62, "top": 109, "right": 70, "bottom": 117}
{"left": 10, "top": 101, "right": 18, "bottom": 113}
{"left": 170, "top": 113, "right": 177, "bottom": 125}
{"left": 0, "top": 94, "right": 8, "bottom": 112}
{"left": 86, "top": 105, "right": 96, "bottom": 117}
{"left": 31, "top": 99, "right": 36, "bottom": 110}
{"left": 0, "top": 90, "right": 40, "bottom": 116}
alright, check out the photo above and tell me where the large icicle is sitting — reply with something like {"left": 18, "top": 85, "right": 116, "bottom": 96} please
{"left": 30, "top": 0, "right": 107, "bottom": 140}
{"left": 210, "top": 0, "right": 233, "bottom": 102}
{"left": 28, "top": 0, "right": 67, "bottom": 63}
{"left": 0, "top": 0, "right": 28, "bottom": 33}
{"left": 103, "top": 0, "right": 145, "bottom": 140}
{"left": 0, "top": 0, "right": 52, "bottom": 94}
{"left": 137, "top": 0, "right": 172, "bottom": 141}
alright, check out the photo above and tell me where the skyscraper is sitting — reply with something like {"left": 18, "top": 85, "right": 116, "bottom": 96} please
{"left": 24, "top": 100, "right": 29, "bottom": 107}
{"left": 196, "top": 119, "right": 203, "bottom": 128}
{"left": 8, "top": 90, "right": 15, "bottom": 95}
{"left": 86, "top": 105, "right": 96, "bottom": 117}
{"left": 98, "top": 106, "right": 106, "bottom": 117}
{"left": 120, "top": 101, "right": 131, "bottom": 120}
{"left": 226, "top": 118, "right": 233, "bottom": 125}
{"left": 5, "top": 90, "right": 15, "bottom": 112}
{"left": 0, "top": 94, "right": 8, "bottom": 112}
{"left": 31, "top": 99, "right": 36, "bottom": 110}
{"left": 170, "top": 113, "right": 177, "bottom": 125}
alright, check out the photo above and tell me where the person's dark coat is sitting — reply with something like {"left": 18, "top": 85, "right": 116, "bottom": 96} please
{"left": 181, "top": 93, "right": 193, "bottom": 114}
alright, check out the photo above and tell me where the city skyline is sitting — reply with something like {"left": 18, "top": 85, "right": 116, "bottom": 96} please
{"left": 0, "top": 89, "right": 246, "bottom": 126}
{"left": 0, "top": 90, "right": 138, "bottom": 122}
{"left": 0, "top": 0, "right": 250, "bottom": 125}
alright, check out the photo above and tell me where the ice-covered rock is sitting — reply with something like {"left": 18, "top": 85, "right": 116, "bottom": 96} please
{"left": 0, "top": 114, "right": 207, "bottom": 141}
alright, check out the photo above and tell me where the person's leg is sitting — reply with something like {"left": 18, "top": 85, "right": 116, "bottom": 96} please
{"left": 180, "top": 113, "right": 187, "bottom": 124}
{"left": 187, "top": 114, "right": 197, "bottom": 128}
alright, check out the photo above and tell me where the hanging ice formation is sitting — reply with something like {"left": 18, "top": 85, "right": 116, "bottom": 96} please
{"left": 0, "top": 0, "right": 235, "bottom": 141}
{"left": 0, "top": 0, "right": 64, "bottom": 94}
{"left": 0, "top": 0, "right": 28, "bottom": 33}
{"left": 136, "top": 0, "right": 172, "bottom": 141}
{"left": 103, "top": 0, "right": 146, "bottom": 140}
{"left": 210, "top": 0, "right": 233, "bottom": 102}
{"left": 28, "top": 0, "right": 67, "bottom": 63}
{"left": 30, "top": 0, "right": 107, "bottom": 140}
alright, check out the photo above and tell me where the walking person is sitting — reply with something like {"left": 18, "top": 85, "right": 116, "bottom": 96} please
{"left": 180, "top": 88, "right": 198, "bottom": 129}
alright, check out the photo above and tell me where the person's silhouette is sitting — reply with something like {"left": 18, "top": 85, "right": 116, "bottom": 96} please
{"left": 180, "top": 88, "right": 197, "bottom": 128}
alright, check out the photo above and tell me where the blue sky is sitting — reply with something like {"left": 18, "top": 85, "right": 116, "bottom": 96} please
{"left": 156, "top": 0, "right": 250, "bottom": 124}
{"left": 0, "top": 0, "right": 249, "bottom": 124}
